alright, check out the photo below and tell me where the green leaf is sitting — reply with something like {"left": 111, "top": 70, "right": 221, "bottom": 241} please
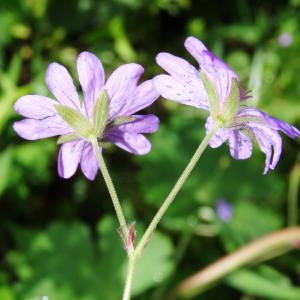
{"left": 131, "top": 231, "right": 174, "bottom": 295}
{"left": 92, "top": 90, "right": 109, "bottom": 137}
{"left": 200, "top": 71, "right": 219, "bottom": 117}
{"left": 55, "top": 104, "right": 93, "bottom": 139}
{"left": 227, "top": 268, "right": 300, "bottom": 299}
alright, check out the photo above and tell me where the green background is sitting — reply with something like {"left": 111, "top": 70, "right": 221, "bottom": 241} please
{"left": 0, "top": 0, "right": 299, "bottom": 299}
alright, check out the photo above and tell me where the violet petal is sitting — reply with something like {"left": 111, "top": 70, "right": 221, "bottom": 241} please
{"left": 122, "top": 80, "right": 159, "bottom": 116}
{"left": 80, "top": 142, "right": 99, "bottom": 180}
{"left": 13, "top": 116, "right": 70, "bottom": 140}
{"left": 105, "top": 63, "right": 144, "bottom": 119}
{"left": 106, "top": 131, "right": 151, "bottom": 155}
{"left": 205, "top": 116, "right": 230, "bottom": 148}
{"left": 58, "top": 140, "right": 85, "bottom": 179}
{"left": 46, "top": 63, "right": 81, "bottom": 111}
{"left": 228, "top": 130, "right": 252, "bottom": 159}
{"left": 108, "top": 114, "right": 159, "bottom": 134}
{"left": 14, "top": 95, "right": 57, "bottom": 119}
{"left": 77, "top": 51, "right": 105, "bottom": 117}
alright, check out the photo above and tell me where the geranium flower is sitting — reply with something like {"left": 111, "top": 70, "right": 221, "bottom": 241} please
{"left": 154, "top": 36, "right": 299, "bottom": 173}
{"left": 14, "top": 52, "right": 159, "bottom": 180}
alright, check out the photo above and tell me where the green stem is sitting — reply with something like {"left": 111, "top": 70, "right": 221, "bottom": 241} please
{"left": 91, "top": 139, "right": 128, "bottom": 237}
{"left": 122, "top": 255, "right": 135, "bottom": 300}
{"left": 134, "top": 123, "right": 221, "bottom": 258}
{"left": 119, "top": 124, "right": 221, "bottom": 300}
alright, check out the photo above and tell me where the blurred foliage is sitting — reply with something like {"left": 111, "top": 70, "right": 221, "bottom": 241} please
{"left": 0, "top": 0, "right": 299, "bottom": 299}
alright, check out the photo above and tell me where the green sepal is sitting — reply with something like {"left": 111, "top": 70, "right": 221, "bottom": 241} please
{"left": 57, "top": 132, "right": 79, "bottom": 144}
{"left": 221, "top": 79, "right": 240, "bottom": 123}
{"left": 92, "top": 90, "right": 109, "bottom": 137}
{"left": 55, "top": 104, "right": 93, "bottom": 139}
{"left": 200, "top": 71, "right": 219, "bottom": 117}
{"left": 228, "top": 116, "right": 264, "bottom": 128}
{"left": 111, "top": 116, "right": 135, "bottom": 127}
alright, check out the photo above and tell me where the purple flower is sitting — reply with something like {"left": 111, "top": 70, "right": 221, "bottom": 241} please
{"left": 216, "top": 199, "right": 233, "bottom": 223}
{"left": 154, "top": 36, "right": 300, "bottom": 174}
{"left": 278, "top": 32, "right": 293, "bottom": 47}
{"left": 14, "top": 52, "right": 159, "bottom": 180}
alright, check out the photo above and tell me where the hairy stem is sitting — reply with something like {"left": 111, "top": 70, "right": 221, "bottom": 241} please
{"left": 91, "top": 139, "right": 128, "bottom": 237}
{"left": 122, "top": 255, "right": 135, "bottom": 300}
{"left": 134, "top": 124, "right": 220, "bottom": 258}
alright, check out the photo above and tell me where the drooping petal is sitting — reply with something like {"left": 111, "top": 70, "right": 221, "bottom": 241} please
{"left": 105, "top": 63, "right": 144, "bottom": 119}
{"left": 153, "top": 75, "right": 208, "bottom": 109}
{"left": 205, "top": 116, "right": 230, "bottom": 148}
{"left": 184, "top": 36, "right": 238, "bottom": 104}
{"left": 14, "top": 95, "right": 57, "bottom": 119}
{"left": 251, "top": 125, "right": 282, "bottom": 174}
{"left": 58, "top": 140, "right": 85, "bottom": 179}
{"left": 106, "top": 130, "right": 152, "bottom": 155}
{"left": 77, "top": 52, "right": 105, "bottom": 117}
{"left": 263, "top": 114, "right": 300, "bottom": 139}
{"left": 109, "top": 114, "right": 159, "bottom": 134}
{"left": 121, "top": 80, "right": 159, "bottom": 116}
{"left": 13, "top": 116, "right": 70, "bottom": 140}
{"left": 46, "top": 63, "right": 81, "bottom": 111}
{"left": 237, "top": 107, "right": 300, "bottom": 139}
{"left": 80, "top": 142, "right": 99, "bottom": 180}
{"left": 228, "top": 130, "right": 253, "bottom": 159}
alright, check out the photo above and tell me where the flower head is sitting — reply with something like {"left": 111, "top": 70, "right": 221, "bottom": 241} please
{"left": 14, "top": 52, "right": 159, "bottom": 180}
{"left": 154, "top": 36, "right": 300, "bottom": 173}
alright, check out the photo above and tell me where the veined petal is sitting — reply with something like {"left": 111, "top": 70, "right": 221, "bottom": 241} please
{"left": 263, "top": 114, "right": 300, "bottom": 139}
{"left": 228, "top": 130, "right": 252, "bottom": 159}
{"left": 46, "top": 62, "right": 81, "bottom": 111}
{"left": 14, "top": 95, "right": 57, "bottom": 119}
{"left": 106, "top": 131, "right": 152, "bottom": 155}
{"left": 238, "top": 107, "right": 300, "bottom": 139}
{"left": 80, "top": 142, "right": 99, "bottom": 180}
{"left": 77, "top": 52, "right": 105, "bottom": 117}
{"left": 121, "top": 80, "right": 159, "bottom": 116}
{"left": 58, "top": 140, "right": 85, "bottom": 179}
{"left": 108, "top": 114, "right": 159, "bottom": 134}
{"left": 13, "top": 116, "right": 70, "bottom": 140}
{"left": 184, "top": 36, "right": 238, "bottom": 104}
{"left": 105, "top": 63, "right": 144, "bottom": 119}
{"left": 153, "top": 75, "right": 208, "bottom": 109}
{"left": 156, "top": 52, "right": 201, "bottom": 81}
{"left": 205, "top": 116, "right": 230, "bottom": 148}
{"left": 251, "top": 125, "right": 282, "bottom": 174}
{"left": 155, "top": 52, "right": 208, "bottom": 108}
{"left": 184, "top": 36, "right": 208, "bottom": 62}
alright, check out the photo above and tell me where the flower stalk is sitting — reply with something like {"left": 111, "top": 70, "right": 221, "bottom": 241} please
{"left": 134, "top": 122, "right": 221, "bottom": 258}
{"left": 119, "top": 123, "right": 222, "bottom": 300}
{"left": 91, "top": 138, "right": 129, "bottom": 237}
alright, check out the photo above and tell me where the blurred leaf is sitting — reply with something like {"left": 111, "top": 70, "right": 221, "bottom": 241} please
{"left": 132, "top": 231, "right": 174, "bottom": 295}
{"left": 227, "top": 268, "right": 300, "bottom": 299}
